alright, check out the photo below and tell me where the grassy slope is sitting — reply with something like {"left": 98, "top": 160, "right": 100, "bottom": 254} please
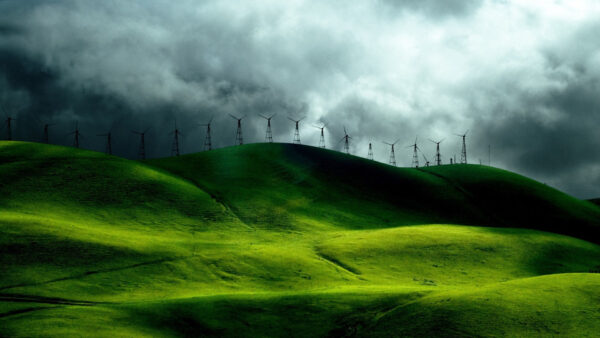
{"left": 147, "top": 143, "right": 600, "bottom": 239}
{"left": 420, "top": 164, "right": 600, "bottom": 241}
{"left": 588, "top": 198, "right": 600, "bottom": 207}
{"left": 1, "top": 141, "right": 600, "bottom": 337}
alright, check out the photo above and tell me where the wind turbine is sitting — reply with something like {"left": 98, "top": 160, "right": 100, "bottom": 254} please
{"left": 132, "top": 127, "right": 150, "bottom": 160}
{"left": 230, "top": 114, "right": 245, "bottom": 145}
{"left": 169, "top": 120, "right": 182, "bottom": 156}
{"left": 288, "top": 116, "right": 305, "bottom": 144}
{"left": 259, "top": 113, "right": 276, "bottom": 143}
{"left": 429, "top": 138, "right": 444, "bottom": 166}
{"left": 367, "top": 138, "right": 374, "bottom": 160}
{"left": 0, "top": 102, "right": 19, "bottom": 141}
{"left": 313, "top": 123, "right": 327, "bottom": 148}
{"left": 31, "top": 114, "right": 55, "bottom": 144}
{"left": 339, "top": 126, "right": 352, "bottom": 154}
{"left": 383, "top": 139, "right": 401, "bottom": 166}
{"left": 199, "top": 116, "right": 213, "bottom": 150}
{"left": 97, "top": 120, "right": 121, "bottom": 155}
{"left": 455, "top": 130, "right": 469, "bottom": 164}
{"left": 68, "top": 121, "right": 83, "bottom": 148}
{"left": 43, "top": 123, "right": 56, "bottom": 143}
{"left": 407, "top": 137, "right": 419, "bottom": 168}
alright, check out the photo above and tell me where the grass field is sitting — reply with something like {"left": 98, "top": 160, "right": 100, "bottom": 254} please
{"left": 1, "top": 141, "right": 600, "bottom": 337}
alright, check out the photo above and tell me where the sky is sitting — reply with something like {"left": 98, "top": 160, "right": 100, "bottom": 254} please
{"left": 1, "top": 0, "right": 600, "bottom": 198}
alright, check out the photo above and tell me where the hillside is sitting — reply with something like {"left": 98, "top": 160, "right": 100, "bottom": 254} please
{"left": 147, "top": 143, "right": 600, "bottom": 240}
{"left": 1, "top": 141, "right": 600, "bottom": 337}
{"left": 588, "top": 198, "right": 600, "bottom": 207}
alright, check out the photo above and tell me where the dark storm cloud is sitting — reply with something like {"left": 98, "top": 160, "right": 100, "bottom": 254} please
{"left": 380, "top": 0, "right": 484, "bottom": 18}
{"left": 468, "top": 18, "right": 600, "bottom": 197}
{"left": 1, "top": 0, "right": 600, "bottom": 198}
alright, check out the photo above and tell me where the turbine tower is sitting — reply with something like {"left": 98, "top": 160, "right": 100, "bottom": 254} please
{"left": 170, "top": 122, "right": 182, "bottom": 156}
{"left": 429, "top": 138, "right": 444, "bottom": 166}
{"left": 97, "top": 132, "right": 112, "bottom": 155}
{"left": 230, "top": 114, "right": 245, "bottom": 145}
{"left": 383, "top": 139, "right": 400, "bottom": 167}
{"left": 4, "top": 116, "right": 15, "bottom": 140}
{"left": 199, "top": 117, "right": 213, "bottom": 151}
{"left": 367, "top": 141, "right": 374, "bottom": 160}
{"left": 0, "top": 103, "right": 15, "bottom": 140}
{"left": 339, "top": 126, "right": 351, "bottom": 154}
{"left": 259, "top": 113, "right": 276, "bottom": 143}
{"left": 43, "top": 123, "right": 55, "bottom": 143}
{"left": 407, "top": 137, "right": 419, "bottom": 168}
{"left": 132, "top": 128, "right": 150, "bottom": 160}
{"left": 313, "top": 123, "right": 326, "bottom": 148}
{"left": 456, "top": 130, "right": 469, "bottom": 164}
{"left": 288, "top": 116, "right": 304, "bottom": 144}
{"left": 69, "top": 121, "right": 82, "bottom": 148}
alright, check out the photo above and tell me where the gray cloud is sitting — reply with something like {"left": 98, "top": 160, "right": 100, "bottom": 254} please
{"left": 1, "top": 0, "right": 600, "bottom": 198}
{"left": 380, "top": 0, "right": 484, "bottom": 18}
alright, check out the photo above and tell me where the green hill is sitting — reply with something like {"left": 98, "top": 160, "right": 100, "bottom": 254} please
{"left": 147, "top": 143, "right": 600, "bottom": 240}
{"left": 1, "top": 141, "right": 600, "bottom": 337}
{"left": 588, "top": 198, "right": 600, "bottom": 207}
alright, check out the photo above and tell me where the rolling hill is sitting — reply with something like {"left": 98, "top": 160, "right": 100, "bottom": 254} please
{"left": 1, "top": 141, "right": 600, "bottom": 337}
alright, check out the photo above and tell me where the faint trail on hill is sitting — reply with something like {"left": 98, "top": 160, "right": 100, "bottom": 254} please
{"left": 0, "top": 293, "right": 101, "bottom": 306}
{"left": 0, "top": 255, "right": 195, "bottom": 291}
{"left": 0, "top": 293, "right": 103, "bottom": 319}
{"left": 315, "top": 250, "right": 362, "bottom": 276}
{"left": 0, "top": 306, "right": 62, "bottom": 319}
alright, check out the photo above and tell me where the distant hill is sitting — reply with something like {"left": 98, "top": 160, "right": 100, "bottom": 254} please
{"left": 147, "top": 143, "right": 600, "bottom": 242}
{"left": 588, "top": 198, "right": 600, "bottom": 207}
{"left": 1, "top": 141, "right": 600, "bottom": 337}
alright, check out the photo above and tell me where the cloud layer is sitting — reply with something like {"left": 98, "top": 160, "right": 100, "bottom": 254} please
{"left": 1, "top": 0, "right": 600, "bottom": 198}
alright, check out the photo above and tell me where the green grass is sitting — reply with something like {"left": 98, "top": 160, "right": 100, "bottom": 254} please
{"left": 1, "top": 141, "right": 600, "bottom": 337}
